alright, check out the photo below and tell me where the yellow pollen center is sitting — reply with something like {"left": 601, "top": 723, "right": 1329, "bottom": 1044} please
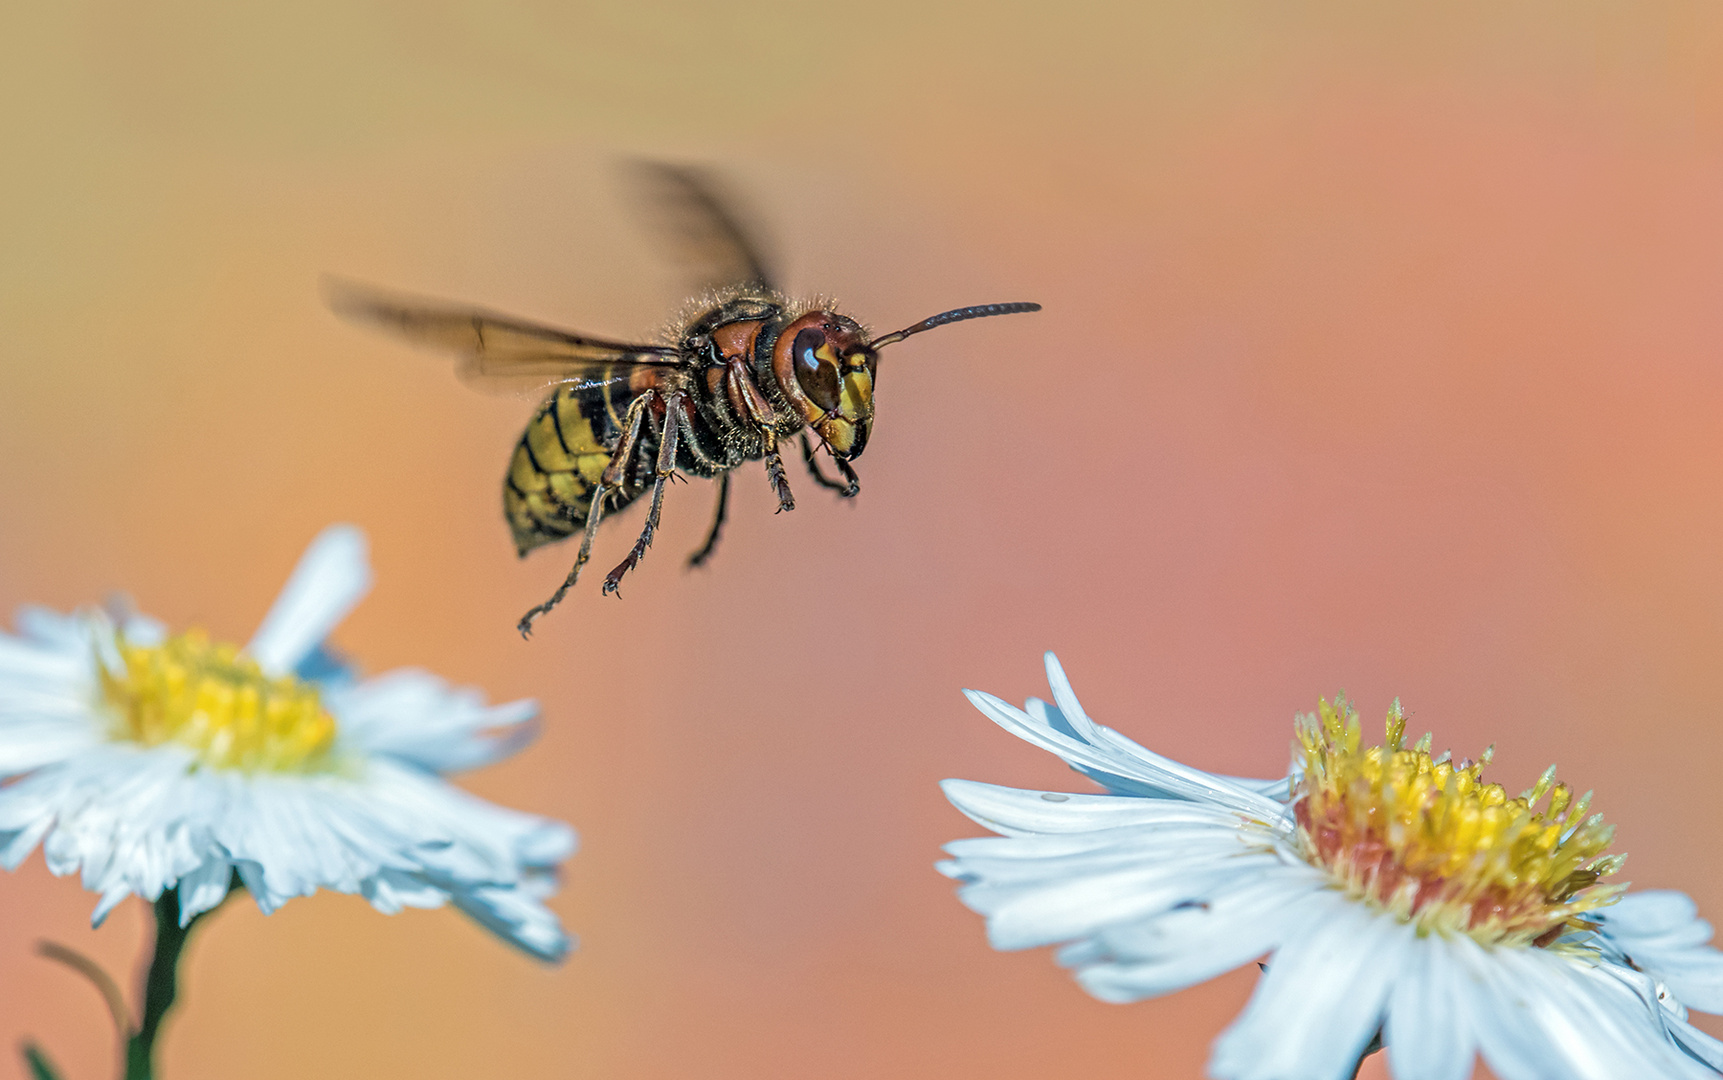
{"left": 99, "top": 629, "right": 339, "bottom": 773}
{"left": 1293, "top": 697, "right": 1623, "bottom": 947}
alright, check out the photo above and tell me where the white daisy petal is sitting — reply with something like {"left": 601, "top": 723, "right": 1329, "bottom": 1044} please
{"left": 970, "top": 856, "right": 1280, "bottom": 951}
{"left": 1609, "top": 891, "right": 1703, "bottom": 934}
{"left": 939, "top": 778, "right": 1253, "bottom": 836}
{"left": 13, "top": 607, "right": 99, "bottom": 651}
{"left": 1212, "top": 897, "right": 1409, "bottom": 1080}
{"left": 962, "top": 688, "right": 1282, "bottom": 822}
{"left": 1042, "top": 653, "right": 1289, "bottom": 820}
{"left": 0, "top": 525, "right": 577, "bottom": 959}
{"left": 363, "top": 866, "right": 448, "bottom": 913}
{"left": 1663, "top": 1010, "right": 1723, "bottom": 1071}
{"left": 1075, "top": 870, "right": 1323, "bottom": 1002}
{"left": 246, "top": 524, "right": 372, "bottom": 676}
{"left": 452, "top": 880, "right": 572, "bottom": 962}
{"left": 0, "top": 812, "right": 55, "bottom": 871}
{"left": 176, "top": 854, "right": 236, "bottom": 924}
{"left": 1597, "top": 891, "right": 1723, "bottom": 1013}
{"left": 1452, "top": 944, "right": 1571, "bottom": 1079}
{"left": 328, "top": 670, "right": 538, "bottom": 773}
{"left": 1021, "top": 694, "right": 1197, "bottom": 801}
{"left": 940, "top": 657, "right": 1723, "bottom": 1080}
{"left": 91, "top": 886, "right": 132, "bottom": 926}
{"left": 948, "top": 828, "right": 1269, "bottom": 882}
{"left": 1593, "top": 961, "right": 1723, "bottom": 1072}
{"left": 232, "top": 860, "right": 274, "bottom": 912}
{"left": 0, "top": 634, "right": 88, "bottom": 685}
{"left": 0, "top": 714, "right": 101, "bottom": 775}
{"left": 1385, "top": 935, "right": 1477, "bottom": 1080}
{"left": 1467, "top": 945, "right": 1719, "bottom": 1080}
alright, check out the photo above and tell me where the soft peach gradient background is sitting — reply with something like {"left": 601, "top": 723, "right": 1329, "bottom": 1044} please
{"left": 5, "top": 3, "right": 1723, "bottom": 1079}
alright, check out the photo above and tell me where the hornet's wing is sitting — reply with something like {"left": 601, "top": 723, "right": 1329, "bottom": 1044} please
{"left": 327, "top": 278, "right": 682, "bottom": 398}
{"left": 623, "top": 161, "right": 775, "bottom": 294}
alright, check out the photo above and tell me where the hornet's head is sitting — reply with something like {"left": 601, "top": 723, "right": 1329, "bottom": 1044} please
{"left": 771, "top": 311, "right": 879, "bottom": 459}
{"left": 769, "top": 300, "right": 1043, "bottom": 462}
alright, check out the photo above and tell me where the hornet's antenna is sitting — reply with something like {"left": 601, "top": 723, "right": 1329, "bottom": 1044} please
{"left": 871, "top": 302, "right": 1041, "bottom": 349}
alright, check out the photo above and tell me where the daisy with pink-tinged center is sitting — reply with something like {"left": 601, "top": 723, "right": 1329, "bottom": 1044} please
{"left": 940, "top": 653, "right": 1723, "bottom": 1080}
{"left": 0, "top": 525, "right": 575, "bottom": 960}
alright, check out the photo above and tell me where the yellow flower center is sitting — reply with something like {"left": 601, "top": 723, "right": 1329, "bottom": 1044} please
{"left": 1292, "top": 696, "right": 1623, "bottom": 947}
{"left": 99, "top": 629, "right": 339, "bottom": 773}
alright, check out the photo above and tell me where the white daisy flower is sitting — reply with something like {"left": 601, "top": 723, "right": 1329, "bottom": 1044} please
{"left": 0, "top": 525, "right": 576, "bottom": 960}
{"left": 940, "top": 653, "right": 1723, "bottom": 1080}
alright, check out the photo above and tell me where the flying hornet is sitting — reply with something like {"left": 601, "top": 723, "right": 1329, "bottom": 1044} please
{"left": 330, "top": 164, "right": 1040, "bottom": 636}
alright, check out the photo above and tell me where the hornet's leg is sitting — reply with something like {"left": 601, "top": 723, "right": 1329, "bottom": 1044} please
{"left": 687, "top": 472, "right": 731, "bottom": 568}
{"left": 799, "top": 431, "right": 860, "bottom": 498}
{"left": 725, "top": 360, "right": 795, "bottom": 513}
{"left": 517, "top": 396, "right": 649, "bottom": 637}
{"left": 603, "top": 392, "right": 686, "bottom": 596}
{"left": 518, "top": 489, "right": 611, "bottom": 637}
{"left": 761, "top": 431, "right": 795, "bottom": 513}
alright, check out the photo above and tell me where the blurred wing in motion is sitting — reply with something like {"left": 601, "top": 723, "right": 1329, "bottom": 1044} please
{"left": 327, "top": 278, "right": 682, "bottom": 397}
{"left": 624, "top": 161, "right": 775, "bottom": 294}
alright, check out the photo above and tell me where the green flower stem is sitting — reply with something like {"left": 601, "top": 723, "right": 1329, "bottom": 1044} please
{"left": 122, "top": 888, "right": 209, "bottom": 1080}
{"left": 26, "top": 883, "right": 232, "bottom": 1080}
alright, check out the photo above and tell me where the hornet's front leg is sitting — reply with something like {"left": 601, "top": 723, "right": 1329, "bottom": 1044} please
{"left": 725, "top": 360, "right": 795, "bottom": 513}
{"left": 799, "top": 431, "right": 860, "bottom": 498}
{"left": 687, "top": 472, "right": 730, "bottom": 568}
{"left": 761, "top": 432, "right": 794, "bottom": 513}
{"left": 603, "top": 392, "right": 687, "bottom": 596}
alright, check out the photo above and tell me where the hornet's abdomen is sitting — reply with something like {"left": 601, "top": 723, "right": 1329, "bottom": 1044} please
{"left": 504, "top": 380, "right": 647, "bottom": 556}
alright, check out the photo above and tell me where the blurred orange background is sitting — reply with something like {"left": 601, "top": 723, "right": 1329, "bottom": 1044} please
{"left": 6, "top": 3, "right": 1723, "bottom": 1078}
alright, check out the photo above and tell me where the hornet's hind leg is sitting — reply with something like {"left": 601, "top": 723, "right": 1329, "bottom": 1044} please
{"left": 603, "top": 391, "right": 687, "bottom": 596}
{"left": 517, "top": 397, "right": 649, "bottom": 637}
{"left": 687, "top": 472, "right": 730, "bottom": 568}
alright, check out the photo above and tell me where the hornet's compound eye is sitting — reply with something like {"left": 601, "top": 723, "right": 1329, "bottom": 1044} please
{"left": 792, "top": 327, "right": 843, "bottom": 413}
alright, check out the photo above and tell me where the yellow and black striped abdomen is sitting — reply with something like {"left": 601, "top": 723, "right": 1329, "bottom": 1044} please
{"left": 504, "top": 382, "right": 643, "bottom": 556}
